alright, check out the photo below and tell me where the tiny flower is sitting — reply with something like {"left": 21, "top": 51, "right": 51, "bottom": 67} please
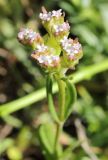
{"left": 17, "top": 28, "right": 42, "bottom": 46}
{"left": 52, "top": 9, "right": 62, "bottom": 18}
{"left": 53, "top": 22, "right": 70, "bottom": 36}
{"left": 39, "top": 9, "right": 63, "bottom": 22}
{"left": 39, "top": 12, "right": 52, "bottom": 21}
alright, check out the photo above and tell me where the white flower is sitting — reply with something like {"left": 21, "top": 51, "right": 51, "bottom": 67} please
{"left": 39, "top": 9, "right": 62, "bottom": 21}
{"left": 52, "top": 9, "right": 62, "bottom": 18}
{"left": 39, "top": 12, "right": 52, "bottom": 21}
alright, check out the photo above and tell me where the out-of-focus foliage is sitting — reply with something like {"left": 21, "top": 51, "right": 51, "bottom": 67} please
{"left": 0, "top": 0, "right": 46, "bottom": 102}
{"left": 59, "top": 0, "right": 108, "bottom": 65}
{"left": 0, "top": 0, "right": 108, "bottom": 160}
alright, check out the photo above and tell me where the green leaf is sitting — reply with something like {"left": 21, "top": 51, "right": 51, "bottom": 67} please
{"left": 38, "top": 123, "right": 55, "bottom": 155}
{"left": 64, "top": 79, "right": 77, "bottom": 119}
{"left": 46, "top": 75, "right": 59, "bottom": 122}
{"left": 38, "top": 123, "right": 62, "bottom": 160}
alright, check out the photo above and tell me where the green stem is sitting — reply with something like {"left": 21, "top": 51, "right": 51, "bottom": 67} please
{"left": 54, "top": 122, "right": 63, "bottom": 157}
{"left": 57, "top": 79, "right": 66, "bottom": 121}
{"left": 46, "top": 75, "right": 59, "bottom": 122}
{"left": 53, "top": 76, "right": 66, "bottom": 159}
{"left": 46, "top": 74, "right": 64, "bottom": 159}
{"left": 0, "top": 59, "right": 108, "bottom": 116}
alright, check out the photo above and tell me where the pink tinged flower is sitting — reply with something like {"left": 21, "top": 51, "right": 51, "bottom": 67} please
{"left": 17, "top": 28, "right": 42, "bottom": 45}
{"left": 53, "top": 22, "right": 70, "bottom": 35}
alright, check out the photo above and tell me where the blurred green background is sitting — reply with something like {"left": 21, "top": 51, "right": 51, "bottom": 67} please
{"left": 0, "top": 0, "right": 108, "bottom": 160}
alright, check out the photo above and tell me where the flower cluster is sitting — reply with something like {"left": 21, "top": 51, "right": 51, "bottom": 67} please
{"left": 17, "top": 28, "right": 43, "bottom": 46}
{"left": 17, "top": 8, "right": 83, "bottom": 73}
{"left": 32, "top": 53, "right": 60, "bottom": 68}
{"left": 53, "top": 22, "right": 70, "bottom": 36}
{"left": 61, "top": 36, "right": 82, "bottom": 61}
{"left": 39, "top": 9, "right": 62, "bottom": 21}
{"left": 39, "top": 8, "right": 65, "bottom": 37}
{"left": 31, "top": 45, "right": 60, "bottom": 68}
